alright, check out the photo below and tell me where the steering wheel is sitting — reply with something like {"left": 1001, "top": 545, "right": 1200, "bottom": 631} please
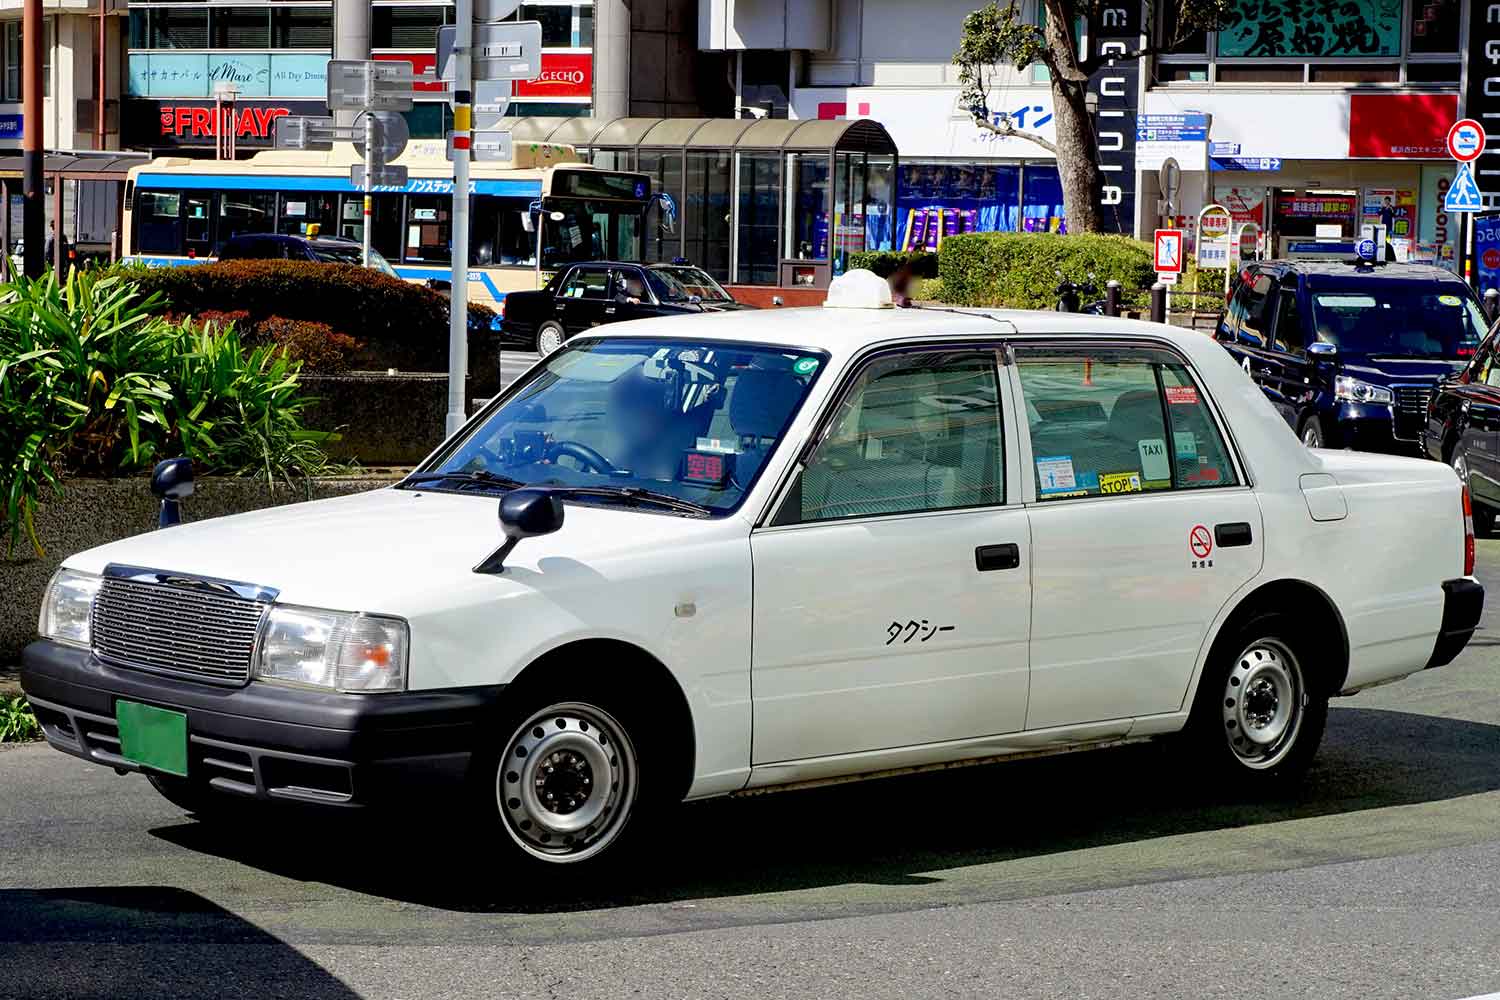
{"left": 546, "top": 440, "right": 617, "bottom": 475}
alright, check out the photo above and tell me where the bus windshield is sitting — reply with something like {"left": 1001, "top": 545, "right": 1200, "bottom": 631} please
{"left": 541, "top": 201, "right": 644, "bottom": 268}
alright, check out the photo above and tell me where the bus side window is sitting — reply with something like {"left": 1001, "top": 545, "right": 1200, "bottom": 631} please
{"left": 405, "top": 195, "right": 452, "bottom": 263}
{"left": 136, "top": 191, "right": 183, "bottom": 255}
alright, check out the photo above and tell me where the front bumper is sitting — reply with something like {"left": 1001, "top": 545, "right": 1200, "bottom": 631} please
{"left": 20, "top": 639, "right": 503, "bottom": 808}
{"left": 1427, "top": 578, "right": 1485, "bottom": 669}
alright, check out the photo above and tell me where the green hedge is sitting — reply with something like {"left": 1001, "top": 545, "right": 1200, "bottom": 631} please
{"left": 124, "top": 261, "right": 495, "bottom": 373}
{"left": 847, "top": 250, "right": 941, "bottom": 279}
{"left": 936, "top": 232, "right": 1157, "bottom": 310}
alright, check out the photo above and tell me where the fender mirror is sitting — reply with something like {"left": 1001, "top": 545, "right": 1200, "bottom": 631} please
{"left": 150, "top": 458, "right": 194, "bottom": 528}
{"left": 473, "top": 488, "right": 565, "bottom": 574}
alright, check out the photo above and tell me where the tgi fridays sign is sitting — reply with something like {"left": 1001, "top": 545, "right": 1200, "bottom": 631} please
{"left": 124, "top": 99, "right": 326, "bottom": 149}
{"left": 1463, "top": 3, "right": 1500, "bottom": 208}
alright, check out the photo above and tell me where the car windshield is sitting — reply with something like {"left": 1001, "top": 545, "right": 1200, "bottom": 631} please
{"left": 655, "top": 266, "right": 733, "bottom": 302}
{"left": 1309, "top": 286, "right": 1485, "bottom": 359}
{"left": 419, "top": 338, "right": 827, "bottom": 515}
{"left": 312, "top": 242, "right": 399, "bottom": 278}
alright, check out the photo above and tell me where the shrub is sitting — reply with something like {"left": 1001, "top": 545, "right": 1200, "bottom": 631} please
{"left": 249, "top": 317, "right": 360, "bottom": 374}
{"left": 0, "top": 695, "right": 41, "bottom": 742}
{"left": 937, "top": 232, "right": 1157, "bottom": 310}
{"left": 0, "top": 270, "right": 338, "bottom": 554}
{"left": 848, "top": 249, "right": 941, "bottom": 280}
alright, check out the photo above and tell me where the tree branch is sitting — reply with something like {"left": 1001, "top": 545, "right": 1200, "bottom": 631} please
{"left": 967, "top": 112, "right": 1060, "bottom": 155}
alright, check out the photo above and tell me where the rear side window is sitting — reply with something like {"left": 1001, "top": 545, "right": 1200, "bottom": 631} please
{"left": 562, "top": 268, "right": 612, "bottom": 299}
{"left": 1018, "top": 346, "right": 1239, "bottom": 500}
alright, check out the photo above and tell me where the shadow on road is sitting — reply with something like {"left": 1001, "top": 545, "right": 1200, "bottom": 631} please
{"left": 148, "top": 706, "right": 1500, "bottom": 913}
{"left": 0, "top": 886, "right": 359, "bottom": 999}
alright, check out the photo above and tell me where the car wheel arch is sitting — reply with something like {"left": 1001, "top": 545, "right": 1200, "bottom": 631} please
{"left": 501, "top": 637, "right": 697, "bottom": 802}
{"left": 1188, "top": 578, "right": 1350, "bottom": 709}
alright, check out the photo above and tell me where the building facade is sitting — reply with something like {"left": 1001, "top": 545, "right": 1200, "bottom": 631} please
{"left": 0, "top": 0, "right": 125, "bottom": 152}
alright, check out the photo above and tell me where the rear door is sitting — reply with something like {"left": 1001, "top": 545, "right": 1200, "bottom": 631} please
{"left": 556, "top": 266, "right": 613, "bottom": 333}
{"left": 1014, "top": 342, "right": 1264, "bottom": 729}
{"left": 1264, "top": 277, "right": 1314, "bottom": 425}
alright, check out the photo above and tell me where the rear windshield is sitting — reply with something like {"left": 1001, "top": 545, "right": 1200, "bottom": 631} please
{"left": 1309, "top": 285, "right": 1485, "bottom": 359}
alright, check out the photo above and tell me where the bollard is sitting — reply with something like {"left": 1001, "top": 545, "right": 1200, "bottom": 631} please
{"left": 1149, "top": 282, "right": 1168, "bottom": 324}
{"left": 1105, "top": 280, "right": 1122, "bottom": 317}
{"left": 1486, "top": 288, "right": 1499, "bottom": 324}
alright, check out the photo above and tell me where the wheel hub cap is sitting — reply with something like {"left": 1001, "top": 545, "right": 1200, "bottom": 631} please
{"left": 1222, "top": 641, "right": 1304, "bottom": 767}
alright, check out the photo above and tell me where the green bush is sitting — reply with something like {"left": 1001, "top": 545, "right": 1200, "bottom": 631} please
{"left": 848, "top": 249, "right": 941, "bottom": 279}
{"left": 0, "top": 270, "right": 338, "bottom": 554}
{"left": 936, "top": 232, "right": 1157, "bottom": 310}
{"left": 0, "top": 695, "right": 40, "bottom": 742}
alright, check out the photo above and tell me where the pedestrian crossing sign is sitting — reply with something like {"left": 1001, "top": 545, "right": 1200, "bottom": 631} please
{"left": 1445, "top": 162, "right": 1484, "bottom": 213}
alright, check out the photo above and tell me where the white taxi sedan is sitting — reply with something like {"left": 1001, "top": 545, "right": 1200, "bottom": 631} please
{"left": 21, "top": 271, "right": 1483, "bottom": 869}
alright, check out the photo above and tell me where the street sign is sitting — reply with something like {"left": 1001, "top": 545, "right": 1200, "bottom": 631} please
{"left": 1137, "top": 113, "right": 1209, "bottom": 171}
{"left": 1197, "top": 204, "right": 1232, "bottom": 269}
{"left": 473, "top": 80, "right": 512, "bottom": 131}
{"left": 1210, "top": 156, "right": 1281, "bottom": 172}
{"left": 351, "top": 164, "right": 410, "bottom": 188}
{"left": 1448, "top": 118, "right": 1487, "bottom": 163}
{"left": 1446, "top": 162, "right": 1485, "bottom": 212}
{"left": 1209, "top": 141, "right": 1240, "bottom": 157}
{"left": 1154, "top": 228, "right": 1184, "bottom": 275}
{"left": 438, "top": 22, "right": 543, "bottom": 83}
{"left": 352, "top": 110, "right": 410, "bottom": 163}
{"left": 327, "top": 59, "right": 416, "bottom": 112}
{"left": 275, "top": 115, "right": 335, "bottom": 151}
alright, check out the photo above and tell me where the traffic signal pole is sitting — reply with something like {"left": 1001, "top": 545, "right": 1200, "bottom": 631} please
{"left": 21, "top": 0, "right": 43, "bottom": 278}
{"left": 446, "top": 0, "right": 474, "bottom": 438}
{"left": 362, "top": 112, "right": 375, "bottom": 268}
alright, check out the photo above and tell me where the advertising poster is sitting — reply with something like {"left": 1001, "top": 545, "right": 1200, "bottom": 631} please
{"left": 1473, "top": 213, "right": 1500, "bottom": 297}
{"left": 1214, "top": 186, "right": 1267, "bottom": 228}
{"left": 1361, "top": 188, "right": 1416, "bottom": 238}
{"left": 1418, "top": 164, "right": 1460, "bottom": 273}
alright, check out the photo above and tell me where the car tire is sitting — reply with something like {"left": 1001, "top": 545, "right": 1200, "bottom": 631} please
{"left": 1298, "top": 414, "right": 1325, "bottom": 449}
{"left": 147, "top": 773, "right": 241, "bottom": 820}
{"left": 1184, "top": 611, "right": 1329, "bottom": 789}
{"left": 535, "top": 322, "right": 566, "bottom": 356}
{"left": 468, "top": 680, "right": 668, "bottom": 871}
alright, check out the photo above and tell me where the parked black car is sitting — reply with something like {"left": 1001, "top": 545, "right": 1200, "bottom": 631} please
{"left": 217, "top": 233, "right": 400, "bottom": 278}
{"left": 1216, "top": 259, "right": 1486, "bottom": 453}
{"left": 500, "top": 261, "right": 750, "bottom": 354}
{"left": 1425, "top": 315, "right": 1500, "bottom": 533}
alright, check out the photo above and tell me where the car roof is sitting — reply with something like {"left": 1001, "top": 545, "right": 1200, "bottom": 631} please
{"left": 1255, "top": 259, "right": 1468, "bottom": 288}
{"left": 226, "top": 233, "right": 360, "bottom": 248}
{"left": 581, "top": 304, "right": 1218, "bottom": 359}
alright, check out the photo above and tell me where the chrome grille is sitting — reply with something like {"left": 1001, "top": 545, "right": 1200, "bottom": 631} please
{"left": 91, "top": 576, "right": 268, "bottom": 684}
{"left": 1392, "top": 385, "right": 1433, "bottom": 442}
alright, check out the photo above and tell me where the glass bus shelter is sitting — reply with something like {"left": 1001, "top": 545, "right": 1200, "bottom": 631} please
{"left": 507, "top": 116, "right": 899, "bottom": 289}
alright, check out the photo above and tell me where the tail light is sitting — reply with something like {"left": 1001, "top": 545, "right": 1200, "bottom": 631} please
{"left": 1463, "top": 484, "right": 1476, "bottom": 576}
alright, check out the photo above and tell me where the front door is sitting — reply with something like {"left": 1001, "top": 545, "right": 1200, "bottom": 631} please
{"left": 751, "top": 346, "right": 1032, "bottom": 763}
{"left": 1455, "top": 336, "right": 1500, "bottom": 505}
{"left": 1014, "top": 344, "right": 1264, "bottom": 729}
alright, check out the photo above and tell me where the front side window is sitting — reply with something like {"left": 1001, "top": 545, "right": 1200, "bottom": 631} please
{"left": 423, "top": 339, "right": 827, "bottom": 517}
{"left": 1018, "top": 347, "right": 1239, "bottom": 500}
{"left": 1309, "top": 287, "right": 1485, "bottom": 360}
{"left": 788, "top": 350, "right": 1004, "bottom": 523}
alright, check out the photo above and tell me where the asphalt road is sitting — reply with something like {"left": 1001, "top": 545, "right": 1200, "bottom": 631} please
{"left": 3, "top": 541, "right": 1500, "bottom": 999}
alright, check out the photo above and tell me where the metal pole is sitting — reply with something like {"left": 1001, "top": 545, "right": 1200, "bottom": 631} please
{"left": 332, "top": 0, "right": 371, "bottom": 130}
{"left": 446, "top": 0, "right": 473, "bottom": 437}
{"left": 22, "top": 0, "right": 44, "bottom": 278}
{"left": 1150, "top": 282, "right": 1167, "bottom": 324}
{"left": 362, "top": 112, "right": 375, "bottom": 268}
{"left": 1105, "top": 279, "right": 1121, "bottom": 317}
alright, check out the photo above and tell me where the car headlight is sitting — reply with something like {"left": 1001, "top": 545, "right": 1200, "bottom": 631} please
{"left": 38, "top": 569, "right": 102, "bottom": 648}
{"left": 1334, "top": 376, "right": 1394, "bottom": 405}
{"left": 254, "top": 605, "right": 409, "bottom": 693}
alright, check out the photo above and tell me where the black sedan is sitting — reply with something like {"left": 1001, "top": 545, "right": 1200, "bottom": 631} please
{"left": 1425, "top": 314, "right": 1500, "bottom": 534}
{"left": 500, "top": 262, "right": 749, "bottom": 354}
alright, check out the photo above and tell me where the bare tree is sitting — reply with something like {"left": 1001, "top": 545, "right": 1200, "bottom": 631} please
{"left": 954, "top": 0, "right": 1229, "bottom": 233}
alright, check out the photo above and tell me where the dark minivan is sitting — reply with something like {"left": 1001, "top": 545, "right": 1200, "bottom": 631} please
{"left": 1217, "top": 260, "right": 1486, "bottom": 452}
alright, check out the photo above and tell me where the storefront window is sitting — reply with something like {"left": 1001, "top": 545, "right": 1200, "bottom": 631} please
{"left": 272, "top": 8, "right": 333, "bottom": 48}
{"left": 405, "top": 195, "right": 453, "bottom": 263}
{"left": 3, "top": 23, "right": 20, "bottom": 101}
{"left": 373, "top": 6, "right": 448, "bottom": 49}
{"left": 149, "top": 8, "right": 209, "bottom": 49}
{"left": 1021, "top": 165, "right": 1066, "bottom": 233}
{"left": 520, "top": 4, "right": 573, "bottom": 46}
{"left": 212, "top": 7, "right": 271, "bottom": 49}
{"left": 787, "top": 153, "right": 829, "bottom": 262}
{"left": 1409, "top": 0, "right": 1459, "bottom": 53}
{"left": 684, "top": 151, "right": 731, "bottom": 279}
{"left": 278, "top": 194, "right": 338, "bottom": 237}
{"left": 736, "top": 153, "right": 779, "bottom": 285}
{"left": 897, "top": 161, "right": 1020, "bottom": 251}
{"left": 1272, "top": 190, "right": 1358, "bottom": 240}
{"left": 1216, "top": 0, "right": 1400, "bottom": 58}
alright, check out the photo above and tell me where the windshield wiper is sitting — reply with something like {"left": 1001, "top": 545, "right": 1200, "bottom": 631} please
{"left": 401, "top": 470, "right": 526, "bottom": 491}
{"left": 552, "top": 485, "right": 713, "bottom": 517}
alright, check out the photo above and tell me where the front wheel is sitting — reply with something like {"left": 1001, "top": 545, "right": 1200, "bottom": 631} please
{"left": 1299, "top": 414, "right": 1326, "bottom": 449}
{"left": 535, "top": 321, "right": 566, "bottom": 356}
{"left": 1184, "top": 613, "right": 1328, "bottom": 788}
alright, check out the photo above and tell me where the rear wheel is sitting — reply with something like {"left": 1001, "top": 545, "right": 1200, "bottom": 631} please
{"left": 535, "top": 321, "right": 566, "bottom": 356}
{"left": 1185, "top": 612, "right": 1328, "bottom": 788}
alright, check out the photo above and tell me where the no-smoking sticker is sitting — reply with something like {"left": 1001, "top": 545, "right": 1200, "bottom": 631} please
{"left": 1189, "top": 524, "right": 1213, "bottom": 560}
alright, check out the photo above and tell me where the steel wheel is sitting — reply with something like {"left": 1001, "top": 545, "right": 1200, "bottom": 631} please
{"left": 1300, "top": 419, "right": 1323, "bottom": 449}
{"left": 1221, "top": 639, "right": 1306, "bottom": 770}
{"left": 536, "top": 323, "right": 565, "bottom": 356}
{"left": 496, "top": 701, "right": 639, "bottom": 864}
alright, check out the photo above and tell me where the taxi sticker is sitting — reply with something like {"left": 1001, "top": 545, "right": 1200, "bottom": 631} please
{"left": 1165, "top": 385, "right": 1199, "bottom": 406}
{"left": 1174, "top": 431, "right": 1197, "bottom": 460}
{"left": 1036, "top": 455, "right": 1078, "bottom": 493}
{"left": 793, "top": 357, "right": 821, "bottom": 375}
{"left": 1099, "top": 471, "right": 1143, "bottom": 494}
{"left": 1138, "top": 439, "right": 1171, "bottom": 480}
{"left": 1077, "top": 471, "right": 1100, "bottom": 491}
{"left": 1438, "top": 294, "right": 1463, "bottom": 307}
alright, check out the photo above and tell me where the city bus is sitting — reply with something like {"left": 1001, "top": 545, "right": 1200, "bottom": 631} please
{"left": 120, "top": 141, "right": 653, "bottom": 306}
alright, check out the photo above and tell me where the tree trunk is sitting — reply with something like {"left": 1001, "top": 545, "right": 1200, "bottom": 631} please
{"left": 1041, "top": 0, "right": 1103, "bottom": 234}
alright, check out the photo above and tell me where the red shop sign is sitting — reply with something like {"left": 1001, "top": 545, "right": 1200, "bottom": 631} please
{"left": 515, "top": 53, "right": 592, "bottom": 100}
{"left": 159, "top": 104, "right": 292, "bottom": 139}
{"left": 1348, "top": 93, "right": 1458, "bottom": 159}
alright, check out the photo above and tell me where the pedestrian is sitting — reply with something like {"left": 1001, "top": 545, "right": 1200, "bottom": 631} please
{"left": 44, "top": 220, "right": 69, "bottom": 271}
{"left": 888, "top": 259, "right": 916, "bottom": 308}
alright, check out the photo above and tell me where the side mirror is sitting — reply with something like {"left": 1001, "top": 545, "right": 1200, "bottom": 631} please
{"left": 473, "top": 488, "right": 565, "bottom": 574}
{"left": 1308, "top": 342, "right": 1338, "bottom": 359}
{"left": 151, "top": 458, "right": 194, "bottom": 528}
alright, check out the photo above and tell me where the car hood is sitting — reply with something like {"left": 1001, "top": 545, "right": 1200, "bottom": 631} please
{"left": 62, "top": 486, "right": 742, "bottom": 614}
{"left": 1338, "top": 355, "right": 1466, "bottom": 384}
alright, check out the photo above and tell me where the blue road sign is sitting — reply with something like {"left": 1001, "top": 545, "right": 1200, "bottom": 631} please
{"left": 1211, "top": 156, "right": 1281, "bottom": 171}
{"left": 1209, "top": 141, "right": 1240, "bottom": 156}
{"left": 1445, "top": 162, "right": 1485, "bottom": 212}
{"left": 1136, "top": 113, "right": 1209, "bottom": 142}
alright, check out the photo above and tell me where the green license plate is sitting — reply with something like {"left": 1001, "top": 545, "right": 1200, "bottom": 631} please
{"left": 115, "top": 700, "right": 188, "bottom": 777}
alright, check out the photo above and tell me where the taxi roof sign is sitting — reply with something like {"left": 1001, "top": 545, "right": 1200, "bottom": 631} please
{"left": 824, "top": 269, "right": 894, "bottom": 309}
